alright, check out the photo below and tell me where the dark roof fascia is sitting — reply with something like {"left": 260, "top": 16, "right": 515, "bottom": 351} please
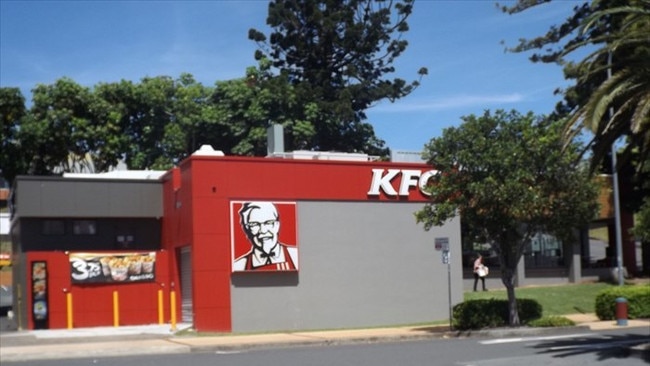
{"left": 14, "top": 175, "right": 163, "bottom": 184}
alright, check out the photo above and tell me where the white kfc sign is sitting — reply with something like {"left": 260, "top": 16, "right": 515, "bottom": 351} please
{"left": 367, "top": 169, "right": 439, "bottom": 197}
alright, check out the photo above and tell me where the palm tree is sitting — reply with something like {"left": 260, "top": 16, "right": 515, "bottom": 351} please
{"left": 564, "top": 0, "right": 650, "bottom": 172}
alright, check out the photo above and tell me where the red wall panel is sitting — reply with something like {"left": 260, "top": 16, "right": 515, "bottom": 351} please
{"left": 187, "top": 156, "right": 432, "bottom": 202}
{"left": 25, "top": 251, "right": 170, "bottom": 329}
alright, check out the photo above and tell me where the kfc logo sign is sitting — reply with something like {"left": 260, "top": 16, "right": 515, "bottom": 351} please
{"left": 367, "top": 169, "right": 439, "bottom": 197}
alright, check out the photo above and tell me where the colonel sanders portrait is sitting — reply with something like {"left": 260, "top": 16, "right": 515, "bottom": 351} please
{"left": 232, "top": 201, "right": 298, "bottom": 271}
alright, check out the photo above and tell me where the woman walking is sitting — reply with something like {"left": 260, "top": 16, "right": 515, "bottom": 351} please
{"left": 473, "top": 254, "right": 488, "bottom": 292}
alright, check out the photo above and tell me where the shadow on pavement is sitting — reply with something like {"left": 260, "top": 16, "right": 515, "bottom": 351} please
{"left": 532, "top": 333, "right": 650, "bottom": 362}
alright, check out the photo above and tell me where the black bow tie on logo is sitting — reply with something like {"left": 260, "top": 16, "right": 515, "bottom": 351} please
{"left": 261, "top": 251, "right": 276, "bottom": 265}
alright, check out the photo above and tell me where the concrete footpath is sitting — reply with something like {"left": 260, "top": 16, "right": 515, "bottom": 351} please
{"left": 1, "top": 315, "right": 649, "bottom": 362}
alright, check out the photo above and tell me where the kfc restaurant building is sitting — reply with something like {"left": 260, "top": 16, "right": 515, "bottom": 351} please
{"left": 10, "top": 147, "right": 463, "bottom": 332}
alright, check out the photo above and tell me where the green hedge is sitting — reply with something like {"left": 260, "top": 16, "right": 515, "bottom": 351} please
{"left": 528, "top": 316, "right": 576, "bottom": 328}
{"left": 594, "top": 285, "right": 650, "bottom": 320}
{"left": 452, "top": 298, "right": 542, "bottom": 330}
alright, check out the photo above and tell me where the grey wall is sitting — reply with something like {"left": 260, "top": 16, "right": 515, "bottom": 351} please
{"left": 231, "top": 201, "right": 462, "bottom": 333}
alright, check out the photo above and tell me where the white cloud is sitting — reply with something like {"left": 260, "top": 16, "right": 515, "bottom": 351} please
{"left": 373, "top": 93, "right": 525, "bottom": 113}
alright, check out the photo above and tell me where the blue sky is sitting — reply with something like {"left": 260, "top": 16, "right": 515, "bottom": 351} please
{"left": 0, "top": 0, "right": 581, "bottom": 152}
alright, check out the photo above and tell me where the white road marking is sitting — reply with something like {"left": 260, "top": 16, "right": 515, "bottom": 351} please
{"left": 215, "top": 350, "right": 244, "bottom": 354}
{"left": 479, "top": 333, "right": 593, "bottom": 345}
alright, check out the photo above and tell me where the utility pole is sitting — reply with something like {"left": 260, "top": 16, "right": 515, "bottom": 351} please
{"left": 608, "top": 51, "right": 624, "bottom": 286}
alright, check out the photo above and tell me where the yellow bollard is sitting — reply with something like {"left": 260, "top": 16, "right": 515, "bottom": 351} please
{"left": 113, "top": 291, "right": 119, "bottom": 327}
{"left": 158, "top": 290, "right": 164, "bottom": 325}
{"left": 66, "top": 292, "right": 73, "bottom": 329}
{"left": 170, "top": 290, "right": 177, "bottom": 331}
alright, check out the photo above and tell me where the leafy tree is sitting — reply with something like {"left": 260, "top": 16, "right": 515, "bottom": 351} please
{"left": 210, "top": 62, "right": 318, "bottom": 156}
{"left": 1, "top": 74, "right": 221, "bottom": 177}
{"left": 171, "top": 73, "right": 218, "bottom": 159}
{"left": 21, "top": 78, "right": 95, "bottom": 175}
{"left": 249, "top": 0, "right": 427, "bottom": 155}
{"left": 0, "top": 87, "right": 27, "bottom": 184}
{"left": 125, "top": 75, "right": 176, "bottom": 170}
{"left": 88, "top": 80, "right": 136, "bottom": 172}
{"left": 628, "top": 154, "right": 650, "bottom": 241}
{"left": 633, "top": 199, "right": 650, "bottom": 242}
{"left": 210, "top": 65, "right": 288, "bottom": 156}
{"left": 415, "top": 110, "right": 599, "bottom": 326}
{"left": 93, "top": 74, "right": 217, "bottom": 170}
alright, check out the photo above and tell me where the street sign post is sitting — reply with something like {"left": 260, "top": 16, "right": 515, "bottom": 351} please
{"left": 435, "top": 237, "right": 452, "bottom": 330}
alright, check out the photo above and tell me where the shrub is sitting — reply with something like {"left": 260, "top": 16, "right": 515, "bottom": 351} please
{"left": 594, "top": 285, "right": 650, "bottom": 320}
{"left": 528, "top": 316, "right": 576, "bottom": 327}
{"left": 453, "top": 298, "right": 542, "bottom": 330}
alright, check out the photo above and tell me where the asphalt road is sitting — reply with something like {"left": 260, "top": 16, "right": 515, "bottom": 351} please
{"left": 4, "top": 328, "right": 648, "bottom": 366}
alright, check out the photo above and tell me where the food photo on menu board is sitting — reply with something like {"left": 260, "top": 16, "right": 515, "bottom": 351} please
{"left": 69, "top": 252, "right": 156, "bottom": 284}
{"left": 31, "top": 262, "right": 48, "bottom": 324}
{"left": 32, "top": 263, "right": 47, "bottom": 298}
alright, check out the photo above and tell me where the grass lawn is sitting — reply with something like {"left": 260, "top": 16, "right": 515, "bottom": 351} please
{"left": 464, "top": 282, "right": 616, "bottom": 316}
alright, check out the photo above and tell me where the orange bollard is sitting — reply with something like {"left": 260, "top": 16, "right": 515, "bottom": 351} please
{"left": 170, "top": 290, "right": 177, "bottom": 331}
{"left": 158, "top": 290, "right": 164, "bottom": 325}
{"left": 113, "top": 291, "right": 119, "bottom": 327}
{"left": 66, "top": 292, "right": 73, "bottom": 329}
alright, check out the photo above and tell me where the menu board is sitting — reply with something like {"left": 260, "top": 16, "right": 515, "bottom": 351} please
{"left": 32, "top": 261, "right": 49, "bottom": 329}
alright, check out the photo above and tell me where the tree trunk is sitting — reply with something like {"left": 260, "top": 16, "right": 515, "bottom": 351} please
{"left": 505, "top": 282, "right": 520, "bottom": 326}
{"left": 498, "top": 234, "right": 523, "bottom": 327}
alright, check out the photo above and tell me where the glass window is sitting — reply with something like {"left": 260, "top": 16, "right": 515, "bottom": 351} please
{"left": 73, "top": 220, "right": 97, "bottom": 235}
{"left": 524, "top": 233, "right": 563, "bottom": 268}
{"left": 42, "top": 220, "right": 65, "bottom": 235}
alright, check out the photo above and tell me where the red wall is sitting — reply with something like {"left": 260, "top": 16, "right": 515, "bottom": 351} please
{"left": 161, "top": 155, "right": 433, "bottom": 331}
{"left": 25, "top": 251, "right": 170, "bottom": 329}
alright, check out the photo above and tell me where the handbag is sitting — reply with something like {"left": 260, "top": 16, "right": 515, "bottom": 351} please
{"left": 477, "top": 265, "right": 489, "bottom": 277}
